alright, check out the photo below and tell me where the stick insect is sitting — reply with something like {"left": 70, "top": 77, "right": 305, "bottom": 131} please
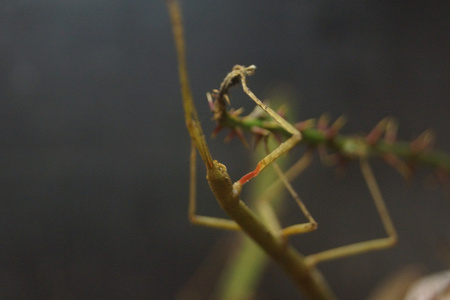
{"left": 167, "top": 1, "right": 450, "bottom": 299}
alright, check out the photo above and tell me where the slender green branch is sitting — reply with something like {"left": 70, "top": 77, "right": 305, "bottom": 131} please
{"left": 209, "top": 66, "right": 450, "bottom": 174}
{"left": 211, "top": 93, "right": 450, "bottom": 173}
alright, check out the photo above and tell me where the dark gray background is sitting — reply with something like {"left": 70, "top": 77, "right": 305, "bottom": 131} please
{"left": 1, "top": 1, "right": 449, "bottom": 299}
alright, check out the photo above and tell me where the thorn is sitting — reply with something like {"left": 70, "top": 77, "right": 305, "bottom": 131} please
{"left": 224, "top": 94, "right": 231, "bottom": 105}
{"left": 235, "top": 128, "right": 249, "bottom": 148}
{"left": 384, "top": 118, "right": 398, "bottom": 144}
{"left": 273, "top": 132, "right": 283, "bottom": 144}
{"left": 253, "top": 134, "right": 264, "bottom": 149}
{"left": 326, "top": 115, "right": 346, "bottom": 139}
{"left": 229, "top": 107, "right": 244, "bottom": 116}
{"left": 276, "top": 105, "right": 288, "bottom": 119}
{"left": 251, "top": 127, "right": 270, "bottom": 149}
{"left": 222, "top": 128, "right": 249, "bottom": 147}
{"left": 317, "top": 113, "right": 330, "bottom": 131}
{"left": 410, "top": 130, "right": 436, "bottom": 153}
{"left": 211, "top": 125, "right": 223, "bottom": 137}
{"left": 223, "top": 130, "right": 236, "bottom": 143}
{"left": 295, "top": 119, "right": 316, "bottom": 131}
{"left": 206, "top": 92, "right": 215, "bottom": 111}
{"left": 251, "top": 126, "right": 271, "bottom": 136}
{"left": 318, "top": 146, "right": 338, "bottom": 166}
{"left": 248, "top": 103, "right": 266, "bottom": 119}
{"left": 366, "top": 118, "right": 389, "bottom": 145}
{"left": 210, "top": 89, "right": 220, "bottom": 103}
{"left": 262, "top": 135, "right": 271, "bottom": 154}
{"left": 382, "top": 153, "right": 412, "bottom": 179}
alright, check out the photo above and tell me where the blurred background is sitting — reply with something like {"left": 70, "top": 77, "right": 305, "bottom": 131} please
{"left": 1, "top": 1, "right": 449, "bottom": 299}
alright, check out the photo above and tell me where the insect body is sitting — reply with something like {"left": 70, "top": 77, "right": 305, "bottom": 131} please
{"left": 167, "top": 1, "right": 449, "bottom": 299}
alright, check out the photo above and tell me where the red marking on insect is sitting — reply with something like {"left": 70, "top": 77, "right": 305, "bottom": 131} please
{"left": 238, "top": 162, "right": 262, "bottom": 185}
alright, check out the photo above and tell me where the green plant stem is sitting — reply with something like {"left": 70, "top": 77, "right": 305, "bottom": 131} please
{"left": 214, "top": 235, "right": 267, "bottom": 300}
{"left": 223, "top": 113, "right": 450, "bottom": 171}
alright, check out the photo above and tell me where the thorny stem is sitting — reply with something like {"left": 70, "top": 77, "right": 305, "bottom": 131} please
{"left": 210, "top": 78, "right": 450, "bottom": 174}
{"left": 210, "top": 65, "right": 450, "bottom": 174}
